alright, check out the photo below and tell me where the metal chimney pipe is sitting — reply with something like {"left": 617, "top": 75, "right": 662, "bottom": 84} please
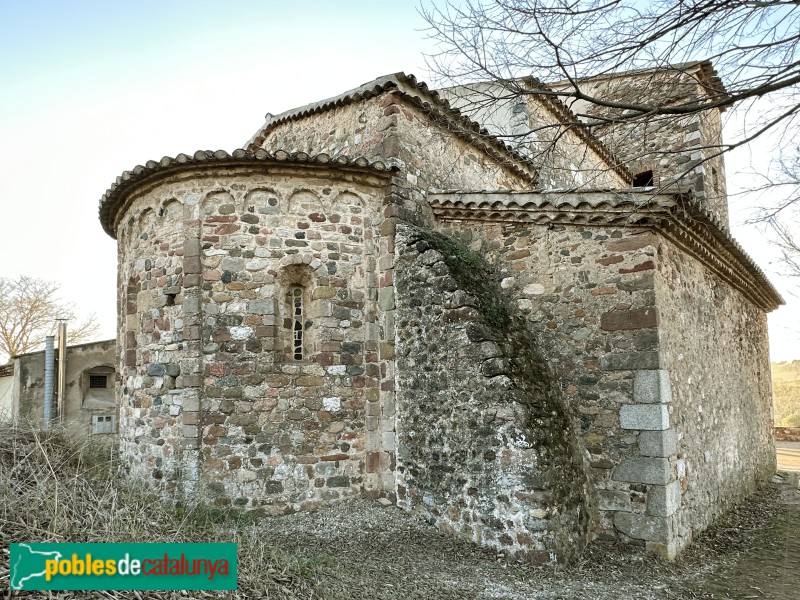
{"left": 43, "top": 336, "right": 55, "bottom": 427}
{"left": 56, "top": 321, "right": 67, "bottom": 423}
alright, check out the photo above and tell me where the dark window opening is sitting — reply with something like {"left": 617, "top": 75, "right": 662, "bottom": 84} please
{"left": 633, "top": 170, "right": 654, "bottom": 187}
{"left": 292, "top": 287, "right": 303, "bottom": 360}
{"left": 89, "top": 374, "right": 108, "bottom": 389}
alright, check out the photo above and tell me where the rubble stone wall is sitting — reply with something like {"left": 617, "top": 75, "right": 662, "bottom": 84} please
{"left": 654, "top": 241, "right": 775, "bottom": 550}
{"left": 394, "top": 224, "right": 592, "bottom": 563}
{"left": 432, "top": 217, "right": 663, "bottom": 546}
{"left": 117, "top": 182, "right": 201, "bottom": 495}
{"left": 429, "top": 206, "right": 776, "bottom": 557}
{"left": 525, "top": 97, "right": 626, "bottom": 190}
{"left": 697, "top": 108, "right": 727, "bottom": 224}
{"left": 115, "top": 164, "right": 397, "bottom": 511}
{"left": 257, "top": 94, "right": 531, "bottom": 193}
{"left": 257, "top": 100, "right": 392, "bottom": 165}
{"left": 557, "top": 70, "right": 729, "bottom": 225}
{"left": 439, "top": 83, "right": 627, "bottom": 189}
{"left": 388, "top": 96, "right": 533, "bottom": 192}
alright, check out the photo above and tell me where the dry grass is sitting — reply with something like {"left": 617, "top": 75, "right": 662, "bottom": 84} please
{"left": 0, "top": 423, "right": 324, "bottom": 599}
{"left": 2, "top": 423, "right": 798, "bottom": 599}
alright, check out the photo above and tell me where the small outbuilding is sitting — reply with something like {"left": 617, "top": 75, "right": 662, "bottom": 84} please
{"left": 3, "top": 339, "right": 117, "bottom": 437}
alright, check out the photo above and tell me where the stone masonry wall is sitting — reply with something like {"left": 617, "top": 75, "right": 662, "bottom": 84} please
{"left": 654, "top": 241, "right": 775, "bottom": 550}
{"left": 116, "top": 164, "right": 397, "bottom": 511}
{"left": 433, "top": 214, "right": 673, "bottom": 552}
{"left": 388, "top": 96, "right": 532, "bottom": 192}
{"left": 394, "top": 224, "right": 592, "bottom": 563}
{"left": 558, "top": 70, "right": 729, "bottom": 226}
{"left": 118, "top": 180, "right": 205, "bottom": 496}
{"left": 257, "top": 100, "right": 392, "bottom": 165}
{"left": 697, "top": 108, "right": 727, "bottom": 224}
{"left": 432, "top": 198, "right": 776, "bottom": 557}
{"left": 257, "top": 93, "right": 531, "bottom": 194}
{"left": 524, "top": 96, "right": 626, "bottom": 190}
{"left": 440, "top": 83, "right": 627, "bottom": 189}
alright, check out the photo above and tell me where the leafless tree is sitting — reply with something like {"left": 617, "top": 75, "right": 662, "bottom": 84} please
{"left": 749, "top": 146, "right": 800, "bottom": 279}
{"left": 423, "top": 0, "right": 799, "bottom": 128}
{"left": 0, "top": 276, "right": 100, "bottom": 362}
{"left": 421, "top": 0, "right": 800, "bottom": 267}
{"left": 770, "top": 217, "right": 800, "bottom": 279}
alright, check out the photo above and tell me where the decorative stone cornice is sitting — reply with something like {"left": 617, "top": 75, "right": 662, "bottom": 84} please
{"left": 245, "top": 72, "right": 538, "bottom": 185}
{"left": 428, "top": 190, "right": 783, "bottom": 312}
{"left": 98, "top": 149, "right": 398, "bottom": 238}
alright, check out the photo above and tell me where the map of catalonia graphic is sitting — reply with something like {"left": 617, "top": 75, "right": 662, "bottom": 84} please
{"left": 10, "top": 544, "right": 63, "bottom": 590}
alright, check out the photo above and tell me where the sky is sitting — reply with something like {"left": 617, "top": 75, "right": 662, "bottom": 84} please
{"left": 0, "top": 0, "right": 797, "bottom": 361}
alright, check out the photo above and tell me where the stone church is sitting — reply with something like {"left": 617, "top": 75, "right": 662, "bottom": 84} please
{"left": 98, "top": 61, "right": 782, "bottom": 562}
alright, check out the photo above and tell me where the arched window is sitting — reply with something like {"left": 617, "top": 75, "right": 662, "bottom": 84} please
{"left": 292, "top": 286, "right": 304, "bottom": 360}
{"left": 278, "top": 264, "right": 314, "bottom": 362}
{"left": 82, "top": 365, "right": 115, "bottom": 408}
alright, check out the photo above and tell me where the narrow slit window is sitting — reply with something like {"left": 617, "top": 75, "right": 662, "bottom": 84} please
{"left": 292, "top": 287, "right": 303, "bottom": 360}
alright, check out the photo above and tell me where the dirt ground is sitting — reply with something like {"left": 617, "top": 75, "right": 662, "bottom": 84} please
{"left": 3, "top": 429, "right": 798, "bottom": 600}
{"left": 240, "top": 474, "right": 800, "bottom": 600}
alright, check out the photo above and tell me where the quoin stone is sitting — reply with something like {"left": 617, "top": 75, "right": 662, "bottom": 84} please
{"left": 620, "top": 404, "right": 670, "bottom": 430}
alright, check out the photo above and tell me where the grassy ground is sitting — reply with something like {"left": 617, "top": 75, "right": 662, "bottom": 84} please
{"left": 772, "top": 361, "right": 800, "bottom": 426}
{"left": 1, "top": 424, "right": 797, "bottom": 599}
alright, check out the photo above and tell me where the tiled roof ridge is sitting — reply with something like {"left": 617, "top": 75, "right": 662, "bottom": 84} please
{"left": 98, "top": 149, "right": 399, "bottom": 238}
{"left": 245, "top": 72, "right": 538, "bottom": 184}
{"left": 427, "top": 190, "right": 783, "bottom": 312}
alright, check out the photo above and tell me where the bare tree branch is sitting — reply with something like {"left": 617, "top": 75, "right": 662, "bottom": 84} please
{"left": 421, "top": 0, "right": 800, "bottom": 181}
{"left": 0, "top": 276, "right": 100, "bottom": 362}
{"left": 422, "top": 0, "right": 800, "bottom": 272}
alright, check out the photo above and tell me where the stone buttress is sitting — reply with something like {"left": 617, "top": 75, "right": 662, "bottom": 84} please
{"left": 97, "top": 69, "right": 782, "bottom": 562}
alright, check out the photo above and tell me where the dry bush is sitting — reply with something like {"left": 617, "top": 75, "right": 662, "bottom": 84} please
{"left": 0, "top": 423, "right": 324, "bottom": 599}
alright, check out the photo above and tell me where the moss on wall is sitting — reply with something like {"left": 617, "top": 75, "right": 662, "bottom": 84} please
{"left": 395, "top": 224, "right": 593, "bottom": 562}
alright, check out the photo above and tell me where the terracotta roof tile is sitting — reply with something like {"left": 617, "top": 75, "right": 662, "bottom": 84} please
{"left": 245, "top": 72, "right": 538, "bottom": 184}
{"left": 98, "top": 149, "right": 398, "bottom": 238}
{"left": 428, "top": 190, "right": 783, "bottom": 312}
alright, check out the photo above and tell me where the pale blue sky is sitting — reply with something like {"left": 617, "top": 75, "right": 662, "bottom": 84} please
{"left": 0, "top": 1, "right": 796, "bottom": 360}
{"left": 0, "top": 0, "right": 432, "bottom": 349}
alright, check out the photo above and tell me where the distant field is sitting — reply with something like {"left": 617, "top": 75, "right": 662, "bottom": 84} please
{"left": 772, "top": 361, "right": 800, "bottom": 427}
